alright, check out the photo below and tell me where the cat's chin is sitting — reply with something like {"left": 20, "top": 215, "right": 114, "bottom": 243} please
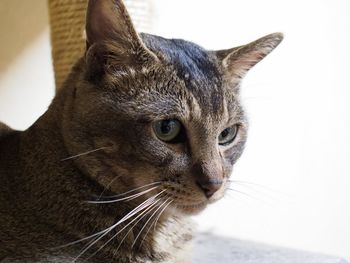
{"left": 174, "top": 201, "right": 208, "bottom": 215}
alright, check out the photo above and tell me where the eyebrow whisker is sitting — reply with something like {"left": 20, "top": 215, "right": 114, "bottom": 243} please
{"left": 61, "top": 147, "right": 108, "bottom": 161}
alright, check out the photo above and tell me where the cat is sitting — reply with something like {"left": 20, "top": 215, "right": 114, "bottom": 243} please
{"left": 0, "top": 0, "right": 283, "bottom": 262}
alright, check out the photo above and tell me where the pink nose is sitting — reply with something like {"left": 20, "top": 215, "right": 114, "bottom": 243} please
{"left": 196, "top": 179, "right": 222, "bottom": 198}
{"left": 192, "top": 161, "right": 223, "bottom": 198}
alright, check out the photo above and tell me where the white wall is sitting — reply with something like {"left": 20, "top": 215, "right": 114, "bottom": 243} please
{"left": 0, "top": 0, "right": 54, "bottom": 130}
{"left": 0, "top": 0, "right": 349, "bottom": 260}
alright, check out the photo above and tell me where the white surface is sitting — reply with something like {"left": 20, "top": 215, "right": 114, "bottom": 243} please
{"left": 0, "top": 30, "right": 55, "bottom": 130}
{"left": 0, "top": 0, "right": 349, "bottom": 260}
{"left": 0, "top": 0, "right": 54, "bottom": 130}
{"left": 193, "top": 232, "right": 348, "bottom": 263}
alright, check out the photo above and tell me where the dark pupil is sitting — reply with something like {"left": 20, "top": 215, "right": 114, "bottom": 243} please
{"left": 221, "top": 128, "right": 229, "bottom": 138}
{"left": 161, "top": 120, "right": 172, "bottom": 134}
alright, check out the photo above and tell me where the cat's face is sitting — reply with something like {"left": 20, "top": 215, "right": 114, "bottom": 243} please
{"left": 62, "top": 0, "right": 282, "bottom": 215}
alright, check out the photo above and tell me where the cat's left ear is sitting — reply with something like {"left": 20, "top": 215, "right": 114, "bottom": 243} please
{"left": 215, "top": 33, "right": 283, "bottom": 80}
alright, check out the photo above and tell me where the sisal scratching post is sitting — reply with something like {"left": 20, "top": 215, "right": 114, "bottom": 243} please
{"left": 48, "top": 0, "right": 87, "bottom": 91}
{"left": 48, "top": 0, "right": 153, "bottom": 91}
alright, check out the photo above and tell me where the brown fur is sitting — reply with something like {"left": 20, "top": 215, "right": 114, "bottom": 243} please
{"left": 0, "top": 0, "right": 283, "bottom": 262}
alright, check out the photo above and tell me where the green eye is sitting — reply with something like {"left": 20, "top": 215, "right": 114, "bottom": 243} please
{"left": 153, "top": 119, "right": 182, "bottom": 143}
{"left": 218, "top": 125, "right": 238, "bottom": 145}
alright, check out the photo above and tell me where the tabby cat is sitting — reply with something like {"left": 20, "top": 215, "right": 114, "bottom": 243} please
{"left": 0, "top": 0, "right": 283, "bottom": 262}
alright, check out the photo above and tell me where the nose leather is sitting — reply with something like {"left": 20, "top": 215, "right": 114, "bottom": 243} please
{"left": 193, "top": 161, "right": 223, "bottom": 198}
{"left": 196, "top": 178, "right": 222, "bottom": 198}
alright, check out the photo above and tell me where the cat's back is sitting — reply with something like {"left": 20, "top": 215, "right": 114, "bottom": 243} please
{"left": 0, "top": 121, "right": 21, "bottom": 216}
{"left": 0, "top": 122, "right": 19, "bottom": 166}
{"left": 0, "top": 123, "right": 21, "bottom": 261}
{"left": 0, "top": 122, "right": 15, "bottom": 139}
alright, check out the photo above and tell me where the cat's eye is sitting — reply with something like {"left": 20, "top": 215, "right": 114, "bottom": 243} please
{"left": 218, "top": 125, "right": 238, "bottom": 146}
{"left": 153, "top": 119, "right": 184, "bottom": 143}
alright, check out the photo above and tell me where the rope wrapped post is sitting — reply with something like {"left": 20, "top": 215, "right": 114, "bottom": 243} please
{"left": 48, "top": 0, "right": 153, "bottom": 91}
{"left": 48, "top": 0, "right": 87, "bottom": 90}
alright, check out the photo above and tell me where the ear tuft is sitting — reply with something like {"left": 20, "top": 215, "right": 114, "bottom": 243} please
{"left": 217, "top": 32, "right": 284, "bottom": 79}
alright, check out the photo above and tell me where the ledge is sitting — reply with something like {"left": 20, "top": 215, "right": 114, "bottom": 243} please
{"left": 193, "top": 232, "right": 348, "bottom": 263}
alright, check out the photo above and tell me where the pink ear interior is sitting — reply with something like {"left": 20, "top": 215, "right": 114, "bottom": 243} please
{"left": 219, "top": 33, "right": 283, "bottom": 78}
{"left": 86, "top": 0, "right": 140, "bottom": 48}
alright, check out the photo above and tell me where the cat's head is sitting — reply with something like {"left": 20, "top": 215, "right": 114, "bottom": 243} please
{"left": 62, "top": 0, "right": 283, "bottom": 215}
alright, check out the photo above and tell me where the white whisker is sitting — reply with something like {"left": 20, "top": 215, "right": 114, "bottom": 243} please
{"left": 61, "top": 147, "right": 107, "bottom": 161}
{"left": 229, "top": 179, "right": 293, "bottom": 201}
{"left": 227, "top": 187, "right": 258, "bottom": 200}
{"left": 72, "top": 190, "right": 165, "bottom": 262}
{"left": 114, "top": 204, "right": 160, "bottom": 254}
{"left": 87, "top": 196, "right": 165, "bottom": 260}
{"left": 87, "top": 186, "right": 159, "bottom": 204}
{"left": 63, "top": 195, "right": 155, "bottom": 249}
{"left": 97, "top": 175, "right": 122, "bottom": 200}
{"left": 229, "top": 179, "right": 280, "bottom": 193}
{"left": 152, "top": 199, "right": 173, "bottom": 232}
{"left": 102, "top": 182, "right": 161, "bottom": 199}
{"left": 54, "top": 228, "right": 110, "bottom": 249}
{"left": 133, "top": 197, "right": 171, "bottom": 248}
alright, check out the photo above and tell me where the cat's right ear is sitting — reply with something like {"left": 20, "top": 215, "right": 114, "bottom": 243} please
{"left": 215, "top": 33, "right": 283, "bottom": 82}
{"left": 85, "top": 0, "right": 157, "bottom": 81}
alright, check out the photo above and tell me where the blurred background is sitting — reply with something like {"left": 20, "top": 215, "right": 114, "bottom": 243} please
{"left": 0, "top": 0, "right": 349, "bottom": 259}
